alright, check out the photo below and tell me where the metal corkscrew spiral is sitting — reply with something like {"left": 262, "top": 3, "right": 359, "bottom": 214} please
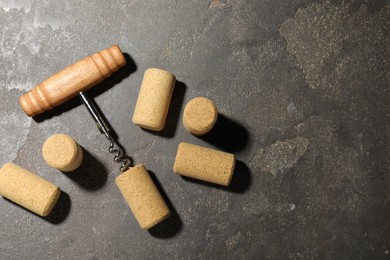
{"left": 105, "top": 133, "right": 132, "bottom": 172}
{"left": 79, "top": 91, "right": 132, "bottom": 172}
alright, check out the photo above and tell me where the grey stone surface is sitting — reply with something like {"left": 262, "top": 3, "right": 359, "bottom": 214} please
{"left": 0, "top": 0, "right": 389, "bottom": 259}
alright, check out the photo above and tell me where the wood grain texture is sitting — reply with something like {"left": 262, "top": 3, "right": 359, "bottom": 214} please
{"left": 19, "top": 45, "right": 126, "bottom": 117}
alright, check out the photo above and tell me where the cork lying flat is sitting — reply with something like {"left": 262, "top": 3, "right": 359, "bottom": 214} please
{"left": 115, "top": 164, "right": 171, "bottom": 229}
{"left": 42, "top": 134, "right": 83, "bottom": 172}
{"left": 183, "top": 97, "right": 218, "bottom": 136}
{"left": 173, "top": 142, "right": 236, "bottom": 186}
{"left": 0, "top": 163, "right": 61, "bottom": 217}
{"left": 132, "top": 68, "right": 176, "bottom": 131}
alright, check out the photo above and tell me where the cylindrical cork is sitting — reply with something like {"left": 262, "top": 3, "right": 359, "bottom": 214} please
{"left": 173, "top": 142, "right": 236, "bottom": 186}
{"left": 132, "top": 68, "right": 176, "bottom": 131}
{"left": 183, "top": 97, "right": 218, "bottom": 136}
{"left": 0, "top": 163, "right": 61, "bottom": 217}
{"left": 42, "top": 134, "right": 83, "bottom": 172}
{"left": 115, "top": 164, "right": 171, "bottom": 229}
{"left": 19, "top": 45, "right": 126, "bottom": 117}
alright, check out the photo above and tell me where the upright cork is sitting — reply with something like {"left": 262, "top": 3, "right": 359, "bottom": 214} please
{"left": 115, "top": 164, "right": 171, "bottom": 229}
{"left": 132, "top": 68, "right": 176, "bottom": 131}
{"left": 173, "top": 142, "right": 236, "bottom": 186}
{"left": 0, "top": 163, "right": 61, "bottom": 217}
{"left": 19, "top": 45, "right": 126, "bottom": 117}
{"left": 42, "top": 134, "right": 83, "bottom": 172}
{"left": 183, "top": 97, "right": 218, "bottom": 135}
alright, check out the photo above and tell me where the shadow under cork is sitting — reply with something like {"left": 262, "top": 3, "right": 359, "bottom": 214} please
{"left": 33, "top": 53, "right": 137, "bottom": 122}
{"left": 3, "top": 190, "right": 71, "bottom": 224}
{"left": 143, "top": 81, "right": 187, "bottom": 138}
{"left": 147, "top": 170, "right": 182, "bottom": 238}
{"left": 198, "top": 114, "right": 249, "bottom": 153}
{"left": 180, "top": 160, "right": 251, "bottom": 193}
{"left": 64, "top": 149, "right": 108, "bottom": 191}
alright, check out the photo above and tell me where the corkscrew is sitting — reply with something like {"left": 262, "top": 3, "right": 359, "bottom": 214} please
{"left": 18, "top": 45, "right": 133, "bottom": 172}
{"left": 17, "top": 46, "right": 173, "bottom": 230}
{"left": 79, "top": 91, "right": 132, "bottom": 172}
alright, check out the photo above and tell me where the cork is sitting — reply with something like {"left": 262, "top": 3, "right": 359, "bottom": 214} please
{"left": 132, "top": 68, "right": 176, "bottom": 131}
{"left": 0, "top": 163, "right": 61, "bottom": 217}
{"left": 42, "top": 134, "right": 83, "bottom": 172}
{"left": 173, "top": 142, "right": 236, "bottom": 186}
{"left": 183, "top": 97, "right": 218, "bottom": 135}
{"left": 115, "top": 164, "right": 171, "bottom": 229}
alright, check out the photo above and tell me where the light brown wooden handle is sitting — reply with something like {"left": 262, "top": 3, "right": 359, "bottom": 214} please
{"left": 19, "top": 45, "right": 127, "bottom": 117}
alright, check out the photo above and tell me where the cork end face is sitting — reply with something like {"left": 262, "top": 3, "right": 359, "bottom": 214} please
{"left": 115, "top": 164, "right": 146, "bottom": 184}
{"left": 63, "top": 144, "right": 83, "bottom": 172}
{"left": 223, "top": 154, "right": 236, "bottom": 187}
{"left": 142, "top": 210, "right": 171, "bottom": 229}
{"left": 132, "top": 116, "right": 164, "bottom": 131}
{"left": 41, "top": 187, "right": 61, "bottom": 217}
{"left": 145, "top": 68, "right": 175, "bottom": 79}
{"left": 1, "top": 162, "right": 13, "bottom": 172}
{"left": 173, "top": 142, "right": 185, "bottom": 174}
{"left": 183, "top": 97, "right": 218, "bottom": 136}
{"left": 42, "top": 134, "right": 83, "bottom": 172}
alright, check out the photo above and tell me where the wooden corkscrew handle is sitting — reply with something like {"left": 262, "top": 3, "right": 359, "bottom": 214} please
{"left": 19, "top": 45, "right": 127, "bottom": 117}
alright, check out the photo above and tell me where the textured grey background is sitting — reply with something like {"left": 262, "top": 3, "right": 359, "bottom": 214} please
{"left": 0, "top": 0, "right": 389, "bottom": 259}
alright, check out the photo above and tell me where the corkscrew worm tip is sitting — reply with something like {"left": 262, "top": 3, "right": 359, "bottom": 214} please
{"left": 79, "top": 91, "right": 132, "bottom": 172}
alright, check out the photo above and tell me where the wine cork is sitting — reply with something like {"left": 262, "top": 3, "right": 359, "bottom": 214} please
{"left": 115, "top": 164, "right": 171, "bottom": 229}
{"left": 42, "top": 134, "right": 83, "bottom": 172}
{"left": 183, "top": 97, "right": 218, "bottom": 135}
{"left": 132, "top": 68, "right": 176, "bottom": 131}
{"left": 0, "top": 163, "right": 61, "bottom": 217}
{"left": 173, "top": 142, "right": 236, "bottom": 186}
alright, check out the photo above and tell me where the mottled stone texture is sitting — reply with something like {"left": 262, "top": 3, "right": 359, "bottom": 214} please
{"left": 0, "top": 0, "right": 389, "bottom": 259}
